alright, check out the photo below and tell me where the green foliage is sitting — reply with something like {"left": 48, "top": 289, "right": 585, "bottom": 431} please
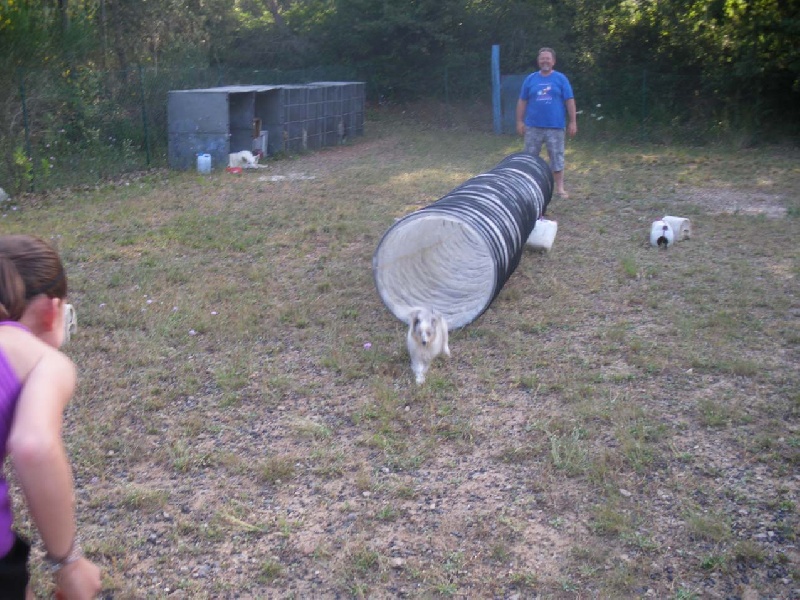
{"left": 307, "top": 0, "right": 474, "bottom": 99}
{"left": 568, "top": 0, "right": 800, "bottom": 137}
{"left": 0, "top": 1, "right": 100, "bottom": 79}
{"left": 11, "top": 146, "right": 32, "bottom": 192}
{"left": 0, "top": 0, "right": 798, "bottom": 193}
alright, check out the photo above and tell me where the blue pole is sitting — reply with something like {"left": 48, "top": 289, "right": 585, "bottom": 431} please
{"left": 492, "top": 45, "right": 501, "bottom": 134}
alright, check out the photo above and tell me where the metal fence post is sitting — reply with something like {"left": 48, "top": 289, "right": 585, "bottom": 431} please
{"left": 492, "top": 45, "right": 501, "bottom": 135}
{"left": 137, "top": 65, "right": 152, "bottom": 166}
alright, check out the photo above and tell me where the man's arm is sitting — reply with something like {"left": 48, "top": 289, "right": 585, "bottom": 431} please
{"left": 516, "top": 98, "right": 527, "bottom": 136}
{"left": 566, "top": 98, "right": 577, "bottom": 137}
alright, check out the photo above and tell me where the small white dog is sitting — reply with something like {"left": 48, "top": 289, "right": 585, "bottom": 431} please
{"left": 228, "top": 150, "right": 261, "bottom": 169}
{"left": 407, "top": 307, "right": 450, "bottom": 385}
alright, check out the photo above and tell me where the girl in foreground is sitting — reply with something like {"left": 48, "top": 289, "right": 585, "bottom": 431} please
{"left": 0, "top": 235, "right": 101, "bottom": 599}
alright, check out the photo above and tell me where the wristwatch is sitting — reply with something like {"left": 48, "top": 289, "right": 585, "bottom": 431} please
{"left": 44, "top": 537, "right": 84, "bottom": 574}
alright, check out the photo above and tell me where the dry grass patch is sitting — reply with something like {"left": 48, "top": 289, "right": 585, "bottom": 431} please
{"left": 2, "top": 105, "right": 798, "bottom": 598}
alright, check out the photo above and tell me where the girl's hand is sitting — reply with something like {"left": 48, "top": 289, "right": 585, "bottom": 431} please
{"left": 54, "top": 558, "right": 102, "bottom": 599}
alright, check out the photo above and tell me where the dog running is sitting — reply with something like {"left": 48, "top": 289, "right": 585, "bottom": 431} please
{"left": 407, "top": 307, "right": 450, "bottom": 385}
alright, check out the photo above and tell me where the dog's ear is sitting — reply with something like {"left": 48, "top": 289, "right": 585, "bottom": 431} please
{"left": 408, "top": 308, "right": 421, "bottom": 325}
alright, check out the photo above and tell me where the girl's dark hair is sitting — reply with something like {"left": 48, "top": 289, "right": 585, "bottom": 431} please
{"left": 0, "top": 235, "right": 67, "bottom": 321}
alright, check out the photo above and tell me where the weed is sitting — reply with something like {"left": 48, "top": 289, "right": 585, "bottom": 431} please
{"left": 443, "top": 551, "right": 464, "bottom": 573}
{"left": 549, "top": 427, "right": 589, "bottom": 476}
{"left": 347, "top": 547, "right": 381, "bottom": 577}
{"left": 685, "top": 511, "right": 732, "bottom": 543}
{"left": 119, "top": 485, "right": 169, "bottom": 511}
{"left": 697, "top": 399, "right": 732, "bottom": 428}
{"left": 516, "top": 373, "right": 539, "bottom": 390}
{"left": 592, "top": 503, "right": 633, "bottom": 537}
{"left": 620, "top": 255, "right": 639, "bottom": 279}
{"left": 700, "top": 554, "right": 726, "bottom": 571}
{"left": 257, "top": 559, "right": 284, "bottom": 583}
{"left": 434, "top": 582, "right": 458, "bottom": 595}
{"left": 508, "top": 570, "right": 539, "bottom": 588}
{"left": 376, "top": 505, "right": 397, "bottom": 521}
{"left": 292, "top": 417, "right": 333, "bottom": 439}
{"left": 490, "top": 543, "right": 511, "bottom": 563}
{"left": 560, "top": 576, "right": 578, "bottom": 592}
{"left": 257, "top": 455, "right": 296, "bottom": 484}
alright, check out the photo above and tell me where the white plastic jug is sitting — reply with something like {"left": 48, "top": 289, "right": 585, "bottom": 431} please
{"left": 662, "top": 215, "right": 692, "bottom": 241}
{"left": 526, "top": 219, "right": 558, "bottom": 252}
{"left": 650, "top": 219, "right": 674, "bottom": 248}
{"left": 197, "top": 153, "right": 211, "bottom": 174}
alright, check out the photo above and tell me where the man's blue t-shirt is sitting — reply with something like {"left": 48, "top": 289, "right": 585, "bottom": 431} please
{"left": 519, "top": 71, "right": 574, "bottom": 129}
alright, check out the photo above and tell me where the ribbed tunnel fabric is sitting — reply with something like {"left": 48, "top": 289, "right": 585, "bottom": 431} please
{"left": 373, "top": 153, "right": 554, "bottom": 329}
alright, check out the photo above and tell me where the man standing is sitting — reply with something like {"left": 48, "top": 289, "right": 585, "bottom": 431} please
{"left": 516, "top": 47, "right": 578, "bottom": 198}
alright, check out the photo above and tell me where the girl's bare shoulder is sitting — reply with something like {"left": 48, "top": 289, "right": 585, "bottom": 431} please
{"left": 0, "top": 326, "right": 75, "bottom": 389}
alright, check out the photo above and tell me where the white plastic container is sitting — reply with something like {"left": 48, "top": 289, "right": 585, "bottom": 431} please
{"left": 526, "top": 219, "right": 558, "bottom": 252}
{"left": 197, "top": 153, "right": 211, "bottom": 174}
{"left": 663, "top": 215, "right": 692, "bottom": 241}
{"left": 63, "top": 303, "right": 77, "bottom": 343}
{"left": 650, "top": 219, "right": 674, "bottom": 248}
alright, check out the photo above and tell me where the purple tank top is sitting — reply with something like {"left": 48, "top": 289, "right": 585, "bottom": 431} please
{"left": 0, "top": 321, "right": 29, "bottom": 558}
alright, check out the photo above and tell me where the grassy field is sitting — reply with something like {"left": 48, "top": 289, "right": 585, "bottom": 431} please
{"left": 3, "top": 106, "right": 799, "bottom": 599}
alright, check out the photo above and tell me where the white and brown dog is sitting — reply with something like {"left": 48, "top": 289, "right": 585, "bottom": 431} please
{"left": 407, "top": 307, "right": 450, "bottom": 385}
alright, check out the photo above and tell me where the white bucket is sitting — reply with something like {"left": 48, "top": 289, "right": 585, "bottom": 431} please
{"left": 526, "top": 219, "right": 558, "bottom": 251}
{"left": 663, "top": 215, "right": 692, "bottom": 241}
{"left": 650, "top": 219, "right": 674, "bottom": 248}
{"left": 197, "top": 153, "right": 211, "bottom": 174}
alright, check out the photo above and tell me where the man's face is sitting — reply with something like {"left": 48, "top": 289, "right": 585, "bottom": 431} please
{"left": 538, "top": 51, "right": 555, "bottom": 73}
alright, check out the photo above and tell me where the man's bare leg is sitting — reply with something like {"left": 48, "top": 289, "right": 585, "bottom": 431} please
{"left": 553, "top": 170, "right": 569, "bottom": 198}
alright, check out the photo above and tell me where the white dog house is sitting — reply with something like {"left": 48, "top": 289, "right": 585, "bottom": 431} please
{"left": 167, "top": 82, "right": 365, "bottom": 170}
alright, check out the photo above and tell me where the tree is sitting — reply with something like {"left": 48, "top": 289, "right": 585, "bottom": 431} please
{"left": 208, "top": 0, "right": 321, "bottom": 69}
{"left": 310, "top": 0, "right": 475, "bottom": 99}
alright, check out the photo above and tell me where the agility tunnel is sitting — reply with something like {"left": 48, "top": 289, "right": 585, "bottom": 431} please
{"left": 373, "top": 152, "right": 554, "bottom": 329}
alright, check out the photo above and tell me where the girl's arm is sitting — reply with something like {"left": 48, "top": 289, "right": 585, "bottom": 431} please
{"left": 8, "top": 350, "right": 101, "bottom": 598}
{"left": 8, "top": 350, "right": 77, "bottom": 558}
